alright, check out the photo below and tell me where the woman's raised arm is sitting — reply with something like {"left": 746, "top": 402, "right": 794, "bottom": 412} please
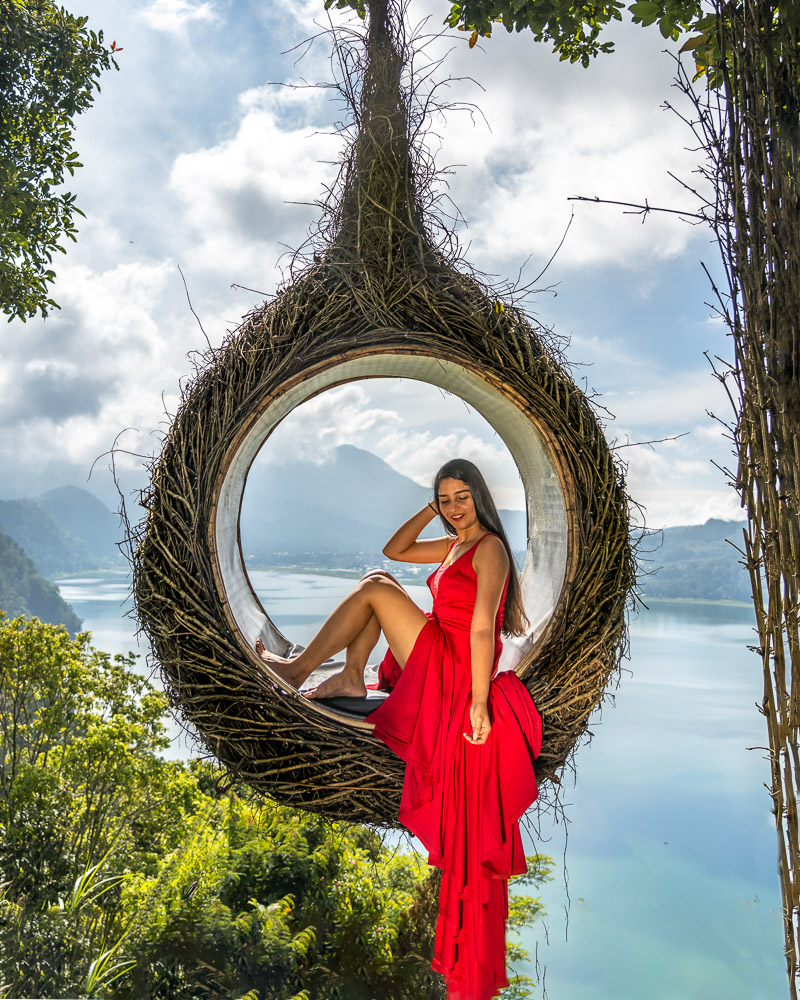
{"left": 383, "top": 505, "right": 451, "bottom": 564}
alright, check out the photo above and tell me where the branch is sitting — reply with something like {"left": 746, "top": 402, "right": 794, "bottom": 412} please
{"left": 567, "top": 195, "right": 708, "bottom": 223}
{"left": 613, "top": 431, "right": 690, "bottom": 451}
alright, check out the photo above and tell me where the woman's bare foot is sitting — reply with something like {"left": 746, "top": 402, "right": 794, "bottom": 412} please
{"left": 304, "top": 669, "right": 368, "bottom": 700}
{"left": 254, "top": 637, "right": 307, "bottom": 688}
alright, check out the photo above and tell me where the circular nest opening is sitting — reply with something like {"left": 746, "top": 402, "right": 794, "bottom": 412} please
{"left": 216, "top": 355, "right": 570, "bottom": 721}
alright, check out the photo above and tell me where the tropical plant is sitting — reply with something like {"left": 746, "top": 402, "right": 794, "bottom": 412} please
{"left": 0, "top": 0, "right": 118, "bottom": 321}
{"left": 0, "top": 614, "right": 197, "bottom": 997}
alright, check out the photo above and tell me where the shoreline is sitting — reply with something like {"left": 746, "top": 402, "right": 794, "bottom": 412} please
{"left": 52, "top": 565, "right": 755, "bottom": 607}
{"left": 641, "top": 595, "right": 752, "bottom": 609}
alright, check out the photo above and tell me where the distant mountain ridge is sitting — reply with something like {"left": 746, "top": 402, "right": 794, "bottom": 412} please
{"left": 242, "top": 447, "right": 750, "bottom": 602}
{"left": 0, "top": 449, "right": 751, "bottom": 604}
{"left": 641, "top": 517, "right": 750, "bottom": 603}
{"left": 0, "top": 487, "right": 124, "bottom": 577}
{"left": 239, "top": 444, "right": 527, "bottom": 565}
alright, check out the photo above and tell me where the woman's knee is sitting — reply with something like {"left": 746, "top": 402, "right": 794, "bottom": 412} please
{"left": 360, "top": 568, "right": 398, "bottom": 585}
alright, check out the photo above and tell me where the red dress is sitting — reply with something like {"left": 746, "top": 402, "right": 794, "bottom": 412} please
{"left": 369, "top": 535, "right": 543, "bottom": 1000}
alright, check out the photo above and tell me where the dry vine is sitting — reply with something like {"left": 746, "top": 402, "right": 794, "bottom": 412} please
{"left": 661, "top": 5, "right": 800, "bottom": 990}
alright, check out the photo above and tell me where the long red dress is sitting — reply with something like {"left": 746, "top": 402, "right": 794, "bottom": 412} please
{"left": 368, "top": 534, "right": 543, "bottom": 1000}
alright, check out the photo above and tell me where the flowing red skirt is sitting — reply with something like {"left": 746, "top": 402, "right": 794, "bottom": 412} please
{"left": 370, "top": 617, "right": 542, "bottom": 1000}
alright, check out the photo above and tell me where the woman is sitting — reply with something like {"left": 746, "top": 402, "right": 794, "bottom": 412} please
{"left": 256, "top": 459, "right": 542, "bottom": 1000}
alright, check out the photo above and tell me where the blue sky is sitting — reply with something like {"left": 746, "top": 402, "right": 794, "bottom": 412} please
{"left": 0, "top": 0, "right": 744, "bottom": 528}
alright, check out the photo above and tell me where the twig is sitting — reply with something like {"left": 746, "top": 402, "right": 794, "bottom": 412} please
{"left": 178, "top": 265, "right": 212, "bottom": 352}
{"left": 567, "top": 194, "right": 708, "bottom": 223}
{"left": 612, "top": 432, "right": 690, "bottom": 451}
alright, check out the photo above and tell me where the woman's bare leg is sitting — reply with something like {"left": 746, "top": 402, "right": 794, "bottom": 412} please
{"left": 303, "top": 612, "right": 380, "bottom": 699}
{"left": 254, "top": 573, "right": 427, "bottom": 689}
{"left": 303, "top": 572, "right": 398, "bottom": 697}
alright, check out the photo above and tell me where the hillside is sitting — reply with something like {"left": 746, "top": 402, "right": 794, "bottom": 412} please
{"left": 0, "top": 498, "right": 93, "bottom": 577}
{"left": 641, "top": 518, "right": 750, "bottom": 603}
{"left": 242, "top": 448, "right": 751, "bottom": 601}
{"left": 36, "top": 486, "right": 124, "bottom": 565}
{"left": 0, "top": 451, "right": 752, "bottom": 603}
{"left": 0, "top": 531, "right": 82, "bottom": 634}
{"left": 0, "top": 488, "right": 123, "bottom": 577}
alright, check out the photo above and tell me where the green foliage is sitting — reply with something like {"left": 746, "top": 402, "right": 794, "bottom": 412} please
{"left": 0, "top": 615, "right": 197, "bottom": 997}
{"left": 0, "top": 0, "right": 118, "bottom": 322}
{"left": 0, "top": 530, "right": 82, "bottom": 633}
{"left": 327, "top": 0, "right": 799, "bottom": 86}
{"left": 643, "top": 519, "right": 752, "bottom": 602}
{"left": 118, "top": 783, "right": 448, "bottom": 1000}
{"left": 443, "top": 0, "right": 800, "bottom": 89}
{"left": 0, "top": 618, "right": 551, "bottom": 999}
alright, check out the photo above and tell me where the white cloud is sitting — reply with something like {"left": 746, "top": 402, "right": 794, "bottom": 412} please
{"left": 377, "top": 429, "right": 524, "bottom": 507}
{"left": 614, "top": 418, "right": 740, "bottom": 528}
{"left": 0, "top": 254, "right": 203, "bottom": 504}
{"left": 603, "top": 369, "right": 731, "bottom": 430}
{"left": 168, "top": 84, "right": 341, "bottom": 278}
{"left": 249, "top": 380, "right": 526, "bottom": 508}
{"left": 403, "top": 4, "right": 711, "bottom": 273}
{"left": 140, "top": 0, "right": 217, "bottom": 33}
{"left": 254, "top": 385, "right": 403, "bottom": 466}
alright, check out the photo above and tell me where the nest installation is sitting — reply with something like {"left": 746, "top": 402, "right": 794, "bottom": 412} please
{"left": 132, "top": 0, "right": 635, "bottom": 827}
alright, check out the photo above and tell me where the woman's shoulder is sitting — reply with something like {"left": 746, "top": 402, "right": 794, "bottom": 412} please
{"left": 472, "top": 532, "right": 508, "bottom": 569}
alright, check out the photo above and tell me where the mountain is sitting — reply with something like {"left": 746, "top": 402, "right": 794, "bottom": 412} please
{"left": 36, "top": 486, "right": 124, "bottom": 566}
{"left": 0, "top": 498, "right": 94, "bottom": 577}
{"left": 0, "top": 453, "right": 751, "bottom": 603}
{"left": 0, "top": 531, "right": 82, "bottom": 634}
{"left": 0, "top": 488, "right": 123, "bottom": 578}
{"left": 641, "top": 518, "right": 751, "bottom": 602}
{"left": 239, "top": 445, "right": 527, "bottom": 568}
{"left": 242, "top": 448, "right": 751, "bottom": 601}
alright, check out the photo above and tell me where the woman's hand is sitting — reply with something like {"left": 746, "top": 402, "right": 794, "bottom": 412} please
{"left": 382, "top": 506, "right": 450, "bottom": 564}
{"left": 464, "top": 699, "right": 491, "bottom": 745}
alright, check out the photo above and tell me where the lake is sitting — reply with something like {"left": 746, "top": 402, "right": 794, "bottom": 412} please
{"left": 56, "top": 570, "right": 786, "bottom": 999}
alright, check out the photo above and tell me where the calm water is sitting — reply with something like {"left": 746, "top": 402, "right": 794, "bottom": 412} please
{"left": 57, "top": 572, "right": 786, "bottom": 998}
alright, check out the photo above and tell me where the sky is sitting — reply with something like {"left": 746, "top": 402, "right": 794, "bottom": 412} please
{"left": 0, "top": 0, "right": 746, "bottom": 528}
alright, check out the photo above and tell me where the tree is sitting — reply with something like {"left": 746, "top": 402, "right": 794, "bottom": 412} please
{"left": 326, "top": 0, "right": 715, "bottom": 68}
{"left": 0, "top": 530, "right": 83, "bottom": 632}
{"left": 0, "top": 614, "right": 199, "bottom": 997}
{"left": 0, "top": 0, "right": 118, "bottom": 322}
{"left": 117, "top": 783, "right": 448, "bottom": 1000}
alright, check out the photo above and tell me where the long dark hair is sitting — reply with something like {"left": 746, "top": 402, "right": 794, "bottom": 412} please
{"left": 432, "top": 459, "right": 528, "bottom": 637}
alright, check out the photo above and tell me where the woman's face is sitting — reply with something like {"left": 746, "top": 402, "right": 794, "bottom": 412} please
{"left": 436, "top": 477, "right": 479, "bottom": 531}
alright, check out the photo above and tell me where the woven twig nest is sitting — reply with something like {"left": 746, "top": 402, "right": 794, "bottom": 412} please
{"left": 132, "top": 0, "right": 634, "bottom": 825}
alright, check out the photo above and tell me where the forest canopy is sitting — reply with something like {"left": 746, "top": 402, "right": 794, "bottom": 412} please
{"left": 0, "top": 616, "right": 552, "bottom": 998}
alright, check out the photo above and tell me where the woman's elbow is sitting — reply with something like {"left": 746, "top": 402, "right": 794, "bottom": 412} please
{"left": 470, "top": 624, "right": 494, "bottom": 644}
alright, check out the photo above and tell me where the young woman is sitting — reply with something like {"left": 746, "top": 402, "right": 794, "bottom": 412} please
{"left": 256, "top": 459, "right": 543, "bottom": 1000}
